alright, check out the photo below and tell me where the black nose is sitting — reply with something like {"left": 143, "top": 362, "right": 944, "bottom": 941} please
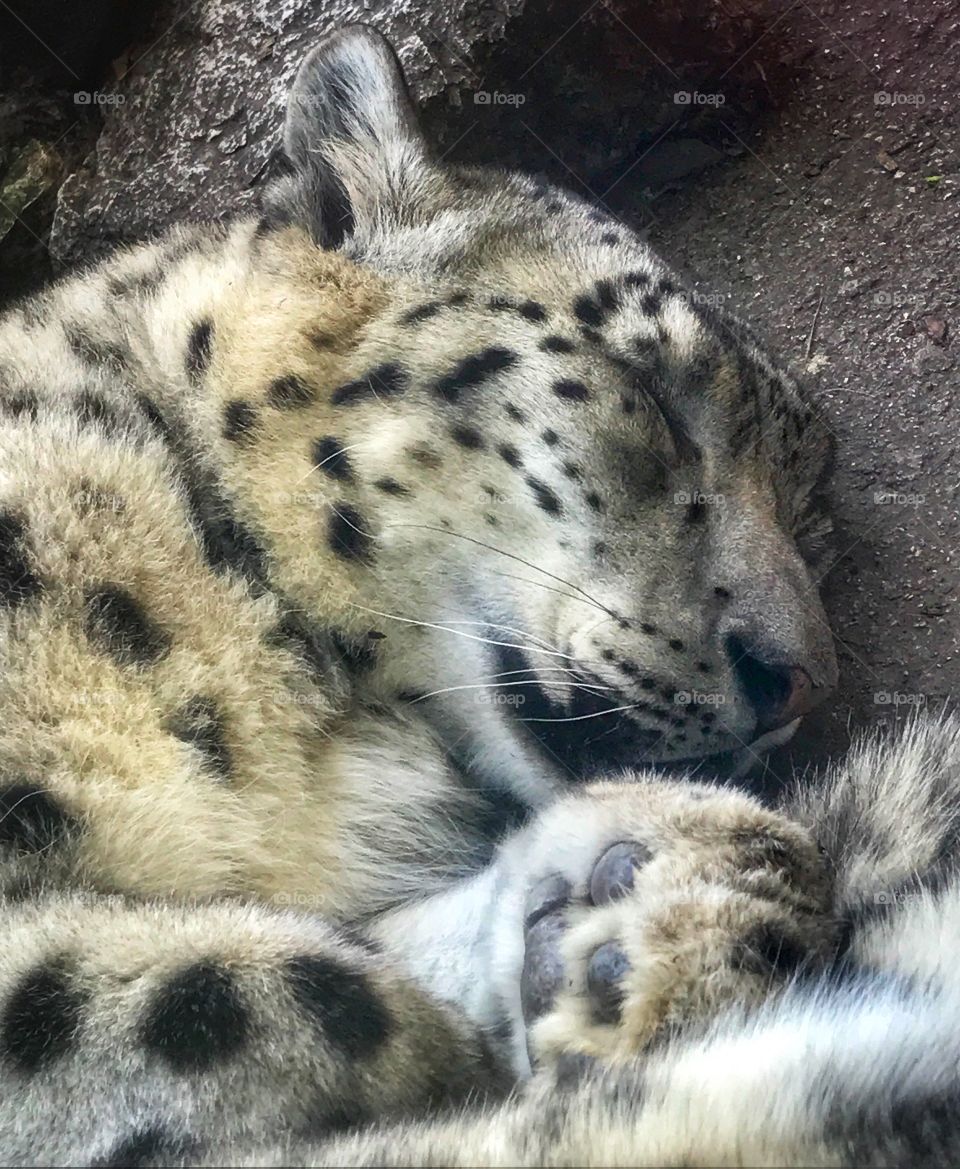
{"left": 725, "top": 635, "right": 821, "bottom": 733}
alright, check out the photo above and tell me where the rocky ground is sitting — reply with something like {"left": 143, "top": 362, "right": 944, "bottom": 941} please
{"left": 1, "top": 0, "right": 956, "bottom": 787}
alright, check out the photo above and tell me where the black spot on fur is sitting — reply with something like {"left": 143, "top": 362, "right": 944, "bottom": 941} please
{"left": 542, "top": 428, "right": 560, "bottom": 446}
{"left": 331, "top": 363, "right": 408, "bottom": 406}
{"left": 94, "top": 1126, "right": 194, "bottom": 1169}
{"left": 268, "top": 374, "right": 315, "bottom": 410}
{"left": 497, "top": 443, "right": 522, "bottom": 468}
{"left": 579, "top": 326, "right": 603, "bottom": 345}
{"left": 186, "top": 320, "right": 213, "bottom": 382}
{"left": 641, "top": 292, "right": 662, "bottom": 317}
{"left": 686, "top": 496, "right": 707, "bottom": 523}
{"left": 222, "top": 399, "right": 257, "bottom": 442}
{"left": 0, "top": 511, "right": 41, "bottom": 607}
{"left": 76, "top": 391, "right": 119, "bottom": 432}
{"left": 562, "top": 461, "right": 582, "bottom": 480}
{"left": 307, "top": 329, "right": 336, "bottom": 350}
{"left": 270, "top": 611, "right": 337, "bottom": 682}
{"left": 433, "top": 348, "right": 518, "bottom": 402}
{"left": 450, "top": 425, "right": 485, "bottom": 450}
{"left": 143, "top": 962, "right": 248, "bottom": 1073}
{"left": 2, "top": 392, "right": 38, "bottom": 420}
{"left": 374, "top": 477, "right": 410, "bottom": 497}
{"left": 526, "top": 477, "right": 563, "bottom": 516}
{"left": 490, "top": 298, "right": 546, "bottom": 323}
{"left": 407, "top": 444, "right": 443, "bottom": 469}
{"left": 446, "top": 291, "right": 470, "bottom": 307}
{"left": 572, "top": 295, "right": 603, "bottom": 328}
{"left": 190, "top": 493, "right": 270, "bottom": 588}
{"left": 168, "top": 697, "right": 231, "bottom": 779}
{"left": 0, "top": 785, "right": 75, "bottom": 853}
{"left": 573, "top": 281, "right": 618, "bottom": 329}
{"left": 285, "top": 954, "right": 392, "bottom": 1059}
{"left": 330, "top": 630, "right": 377, "bottom": 673}
{"left": 585, "top": 491, "right": 603, "bottom": 511}
{"left": 136, "top": 395, "right": 172, "bottom": 441}
{"left": 505, "top": 403, "right": 526, "bottom": 424}
{"left": 600, "top": 232, "right": 619, "bottom": 246}
{"left": 66, "top": 328, "right": 127, "bottom": 368}
{"left": 85, "top": 585, "right": 171, "bottom": 667}
{"left": 2, "top": 961, "right": 84, "bottom": 1073}
{"left": 518, "top": 300, "right": 548, "bottom": 323}
{"left": 401, "top": 302, "right": 442, "bottom": 325}
{"left": 668, "top": 638, "right": 685, "bottom": 652}
{"left": 312, "top": 436, "right": 353, "bottom": 481}
{"left": 328, "top": 504, "right": 373, "bottom": 562}
{"left": 539, "top": 335, "right": 575, "bottom": 355}
{"left": 624, "top": 271, "right": 650, "bottom": 288}
{"left": 553, "top": 379, "right": 590, "bottom": 402}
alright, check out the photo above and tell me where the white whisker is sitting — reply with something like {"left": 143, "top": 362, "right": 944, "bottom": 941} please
{"left": 407, "top": 677, "right": 617, "bottom": 703}
{"left": 345, "top": 604, "right": 579, "bottom": 661}
{"left": 520, "top": 702, "right": 648, "bottom": 724}
{"left": 386, "top": 522, "right": 618, "bottom": 619}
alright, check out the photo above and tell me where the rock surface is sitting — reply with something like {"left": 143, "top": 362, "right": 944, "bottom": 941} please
{"left": 48, "top": 0, "right": 525, "bottom": 266}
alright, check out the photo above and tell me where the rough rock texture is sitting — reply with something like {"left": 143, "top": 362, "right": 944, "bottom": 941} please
{"left": 48, "top": 0, "right": 526, "bottom": 266}
{"left": 46, "top": 0, "right": 772, "bottom": 267}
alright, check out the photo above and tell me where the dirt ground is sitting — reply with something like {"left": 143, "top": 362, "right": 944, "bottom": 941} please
{"left": 451, "top": 0, "right": 960, "bottom": 786}
{"left": 1, "top": 0, "right": 957, "bottom": 787}
{"left": 652, "top": 0, "right": 960, "bottom": 781}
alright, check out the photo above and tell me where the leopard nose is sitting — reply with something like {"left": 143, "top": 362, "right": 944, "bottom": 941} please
{"left": 725, "top": 635, "right": 828, "bottom": 733}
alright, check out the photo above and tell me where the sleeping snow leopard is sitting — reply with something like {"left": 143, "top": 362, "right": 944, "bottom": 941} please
{"left": 3, "top": 21, "right": 952, "bottom": 1168}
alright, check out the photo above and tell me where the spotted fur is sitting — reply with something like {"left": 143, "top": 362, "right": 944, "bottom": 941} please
{"left": 0, "top": 22, "right": 932, "bottom": 1168}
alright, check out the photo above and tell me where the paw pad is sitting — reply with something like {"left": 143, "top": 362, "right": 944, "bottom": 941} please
{"left": 521, "top": 879, "right": 570, "bottom": 1024}
{"left": 589, "top": 841, "right": 652, "bottom": 905}
{"left": 586, "top": 941, "right": 630, "bottom": 1023}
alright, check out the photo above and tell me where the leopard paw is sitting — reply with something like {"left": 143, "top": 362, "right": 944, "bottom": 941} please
{"left": 498, "top": 778, "right": 836, "bottom": 1072}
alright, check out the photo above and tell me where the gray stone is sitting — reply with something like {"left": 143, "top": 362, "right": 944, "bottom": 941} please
{"left": 50, "top": 0, "right": 523, "bottom": 266}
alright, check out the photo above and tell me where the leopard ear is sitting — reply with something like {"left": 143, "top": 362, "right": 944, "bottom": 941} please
{"left": 273, "top": 25, "right": 430, "bottom": 248}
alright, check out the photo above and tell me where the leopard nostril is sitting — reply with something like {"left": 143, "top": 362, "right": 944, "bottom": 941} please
{"left": 725, "top": 635, "right": 821, "bottom": 733}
